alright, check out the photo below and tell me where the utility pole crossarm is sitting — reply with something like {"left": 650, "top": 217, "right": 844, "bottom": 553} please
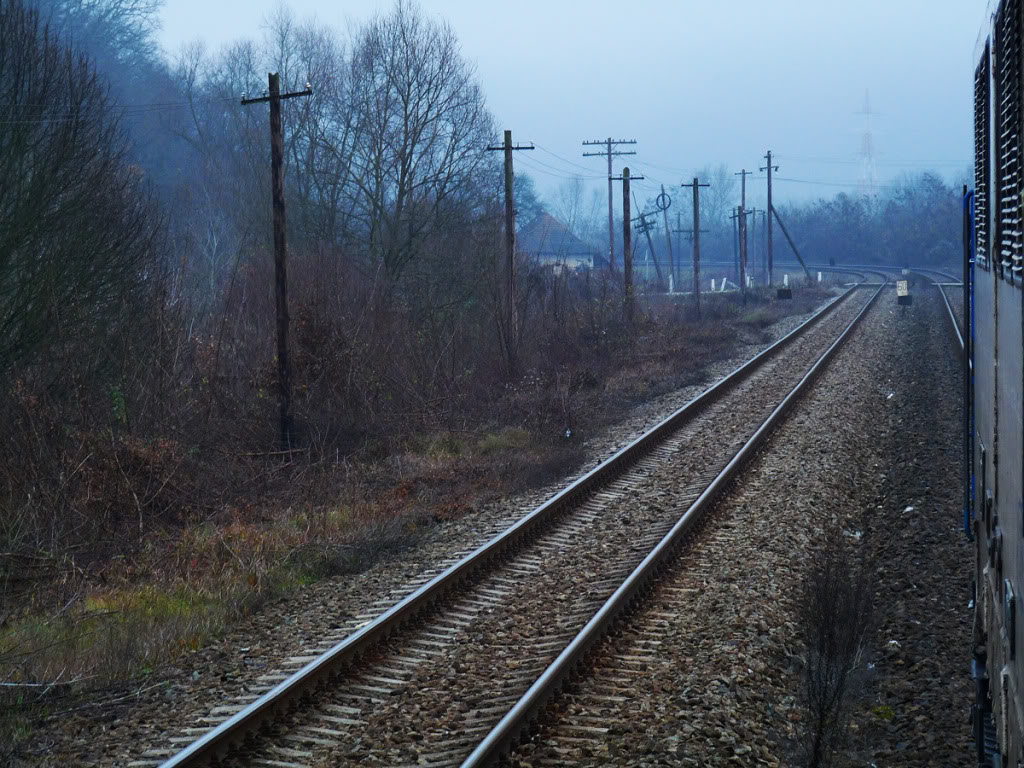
{"left": 241, "top": 82, "right": 313, "bottom": 104}
{"left": 487, "top": 142, "right": 535, "bottom": 152}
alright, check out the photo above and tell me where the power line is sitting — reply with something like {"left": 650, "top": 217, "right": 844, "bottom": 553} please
{"left": 774, "top": 176, "right": 904, "bottom": 190}
{"left": 515, "top": 153, "right": 603, "bottom": 180}
{"left": 533, "top": 144, "right": 603, "bottom": 174}
{"left": 0, "top": 94, "right": 242, "bottom": 124}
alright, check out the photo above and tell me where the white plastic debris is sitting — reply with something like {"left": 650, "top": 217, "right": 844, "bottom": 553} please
{"left": 904, "top": 506, "right": 914, "bottom": 513}
{"left": 886, "top": 392, "right": 894, "bottom": 400}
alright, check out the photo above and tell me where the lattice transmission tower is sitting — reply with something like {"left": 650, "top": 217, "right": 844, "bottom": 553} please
{"left": 857, "top": 89, "right": 878, "bottom": 196}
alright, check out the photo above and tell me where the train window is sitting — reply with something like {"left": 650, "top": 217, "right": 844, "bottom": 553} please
{"left": 976, "top": 45, "right": 991, "bottom": 271}
{"left": 995, "top": 0, "right": 1023, "bottom": 283}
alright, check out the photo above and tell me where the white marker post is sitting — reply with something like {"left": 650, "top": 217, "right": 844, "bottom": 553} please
{"left": 897, "top": 279, "right": 912, "bottom": 306}
{"left": 783, "top": 274, "right": 789, "bottom": 287}
{"left": 818, "top": 271, "right": 822, "bottom": 282}
{"left": 711, "top": 279, "right": 716, "bottom": 291}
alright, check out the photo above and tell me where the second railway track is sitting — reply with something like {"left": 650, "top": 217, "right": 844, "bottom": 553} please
{"left": 146, "top": 274, "right": 885, "bottom": 768}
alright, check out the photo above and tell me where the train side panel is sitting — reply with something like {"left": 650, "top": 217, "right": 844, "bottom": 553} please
{"left": 974, "top": 0, "right": 1024, "bottom": 763}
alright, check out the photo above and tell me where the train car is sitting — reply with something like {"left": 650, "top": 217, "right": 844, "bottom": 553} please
{"left": 971, "top": 1, "right": 1024, "bottom": 765}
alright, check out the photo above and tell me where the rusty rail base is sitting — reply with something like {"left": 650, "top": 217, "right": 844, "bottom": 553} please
{"left": 159, "top": 276, "right": 868, "bottom": 768}
{"left": 460, "top": 274, "right": 888, "bottom": 768}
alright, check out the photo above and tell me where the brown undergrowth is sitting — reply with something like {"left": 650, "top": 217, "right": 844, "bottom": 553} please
{"left": 0, "top": 276, "right": 833, "bottom": 751}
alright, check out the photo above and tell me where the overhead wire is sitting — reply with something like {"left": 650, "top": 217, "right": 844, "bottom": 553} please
{"left": 0, "top": 94, "right": 245, "bottom": 124}
{"left": 533, "top": 144, "right": 605, "bottom": 175}
{"left": 781, "top": 153, "right": 969, "bottom": 168}
{"left": 514, "top": 151, "right": 604, "bottom": 181}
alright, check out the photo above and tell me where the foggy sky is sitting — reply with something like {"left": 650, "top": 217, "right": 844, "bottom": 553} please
{"left": 158, "top": 0, "right": 978, "bottom": 211}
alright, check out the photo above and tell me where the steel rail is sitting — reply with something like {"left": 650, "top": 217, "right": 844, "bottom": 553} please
{"left": 914, "top": 266, "right": 962, "bottom": 284}
{"left": 913, "top": 269, "right": 966, "bottom": 355}
{"left": 159, "top": 275, "right": 869, "bottom": 768}
{"left": 772, "top": 261, "right": 961, "bottom": 285}
{"left": 461, "top": 272, "right": 889, "bottom": 767}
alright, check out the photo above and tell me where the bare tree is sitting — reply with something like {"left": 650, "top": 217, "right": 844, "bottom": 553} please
{"left": 694, "top": 163, "right": 737, "bottom": 230}
{"left": 348, "top": 0, "right": 495, "bottom": 279}
{"left": 0, "top": 0, "right": 160, "bottom": 372}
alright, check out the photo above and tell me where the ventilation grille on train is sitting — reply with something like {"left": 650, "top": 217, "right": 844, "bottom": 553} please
{"left": 996, "top": 0, "right": 1023, "bottom": 280}
{"left": 976, "top": 44, "right": 990, "bottom": 270}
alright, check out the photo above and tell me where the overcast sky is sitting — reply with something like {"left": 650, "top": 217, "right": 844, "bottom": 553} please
{"left": 158, "top": 0, "right": 978, "bottom": 211}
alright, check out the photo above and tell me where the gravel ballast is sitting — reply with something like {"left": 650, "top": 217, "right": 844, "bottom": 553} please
{"left": 508, "top": 284, "right": 972, "bottom": 767}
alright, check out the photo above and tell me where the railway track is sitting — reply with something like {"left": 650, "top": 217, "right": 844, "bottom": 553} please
{"left": 495, "top": 274, "right": 961, "bottom": 767}
{"left": 147, "top": 274, "right": 884, "bottom": 768}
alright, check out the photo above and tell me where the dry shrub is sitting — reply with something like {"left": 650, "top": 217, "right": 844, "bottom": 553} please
{"left": 798, "top": 523, "right": 875, "bottom": 767}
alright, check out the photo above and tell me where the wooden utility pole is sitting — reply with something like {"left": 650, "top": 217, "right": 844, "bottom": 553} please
{"left": 631, "top": 193, "right": 665, "bottom": 288}
{"left": 242, "top": 72, "right": 312, "bottom": 451}
{"left": 676, "top": 211, "right": 683, "bottom": 275}
{"left": 735, "top": 168, "right": 751, "bottom": 296}
{"left": 682, "top": 177, "right": 709, "bottom": 317}
{"left": 610, "top": 167, "right": 643, "bottom": 325}
{"left": 760, "top": 150, "right": 778, "bottom": 286}
{"left": 583, "top": 137, "right": 637, "bottom": 273}
{"left": 612, "top": 168, "right": 643, "bottom": 323}
{"left": 770, "top": 206, "right": 812, "bottom": 281}
{"left": 731, "top": 206, "right": 740, "bottom": 284}
{"left": 659, "top": 185, "right": 675, "bottom": 289}
{"left": 673, "top": 214, "right": 707, "bottom": 291}
{"left": 487, "top": 130, "right": 534, "bottom": 375}
{"left": 624, "top": 169, "right": 632, "bottom": 323}
{"left": 748, "top": 207, "right": 766, "bottom": 283}
{"left": 750, "top": 208, "right": 758, "bottom": 280}
{"left": 739, "top": 209, "right": 749, "bottom": 300}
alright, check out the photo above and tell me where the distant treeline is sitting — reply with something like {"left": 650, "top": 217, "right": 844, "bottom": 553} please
{"left": 772, "top": 174, "right": 964, "bottom": 268}
{"left": 537, "top": 167, "right": 964, "bottom": 272}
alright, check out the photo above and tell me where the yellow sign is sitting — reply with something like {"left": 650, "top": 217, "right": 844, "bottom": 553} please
{"left": 896, "top": 280, "right": 909, "bottom": 297}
